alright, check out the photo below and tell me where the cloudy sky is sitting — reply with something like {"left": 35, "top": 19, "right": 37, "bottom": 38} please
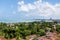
{"left": 0, "top": 0, "right": 60, "bottom": 22}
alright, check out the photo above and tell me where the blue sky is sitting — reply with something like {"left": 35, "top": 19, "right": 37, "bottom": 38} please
{"left": 44, "top": 0, "right": 60, "bottom": 4}
{"left": 0, "top": 0, "right": 60, "bottom": 22}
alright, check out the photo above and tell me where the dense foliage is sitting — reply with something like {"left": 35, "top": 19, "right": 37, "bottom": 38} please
{"left": 0, "top": 21, "right": 60, "bottom": 40}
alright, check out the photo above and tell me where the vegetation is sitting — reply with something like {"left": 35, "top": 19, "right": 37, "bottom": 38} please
{"left": 0, "top": 21, "right": 60, "bottom": 40}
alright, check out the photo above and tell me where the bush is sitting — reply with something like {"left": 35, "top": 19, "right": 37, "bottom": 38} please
{"left": 56, "top": 25, "right": 60, "bottom": 33}
{"left": 36, "top": 29, "right": 46, "bottom": 36}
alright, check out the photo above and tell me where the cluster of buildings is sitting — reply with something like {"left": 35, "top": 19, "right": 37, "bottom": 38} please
{"left": 26, "top": 32, "right": 58, "bottom": 40}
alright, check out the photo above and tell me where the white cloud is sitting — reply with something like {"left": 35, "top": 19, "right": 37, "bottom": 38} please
{"left": 18, "top": 1, "right": 24, "bottom": 5}
{"left": 18, "top": 1, "right": 36, "bottom": 12}
{"left": 18, "top": 0, "right": 60, "bottom": 19}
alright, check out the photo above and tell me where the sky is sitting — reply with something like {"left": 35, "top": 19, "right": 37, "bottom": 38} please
{"left": 0, "top": 0, "right": 60, "bottom": 22}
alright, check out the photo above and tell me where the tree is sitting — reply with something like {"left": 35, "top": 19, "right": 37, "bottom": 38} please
{"left": 37, "top": 29, "right": 46, "bottom": 36}
{"left": 56, "top": 25, "right": 60, "bottom": 33}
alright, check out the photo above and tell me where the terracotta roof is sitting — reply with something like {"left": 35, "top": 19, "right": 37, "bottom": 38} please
{"left": 36, "top": 32, "right": 58, "bottom": 40}
{"left": 0, "top": 36, "right": 7, "bottom": 40}
{"left": 11, "top": 38, "right": 16, "bottom": 40}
